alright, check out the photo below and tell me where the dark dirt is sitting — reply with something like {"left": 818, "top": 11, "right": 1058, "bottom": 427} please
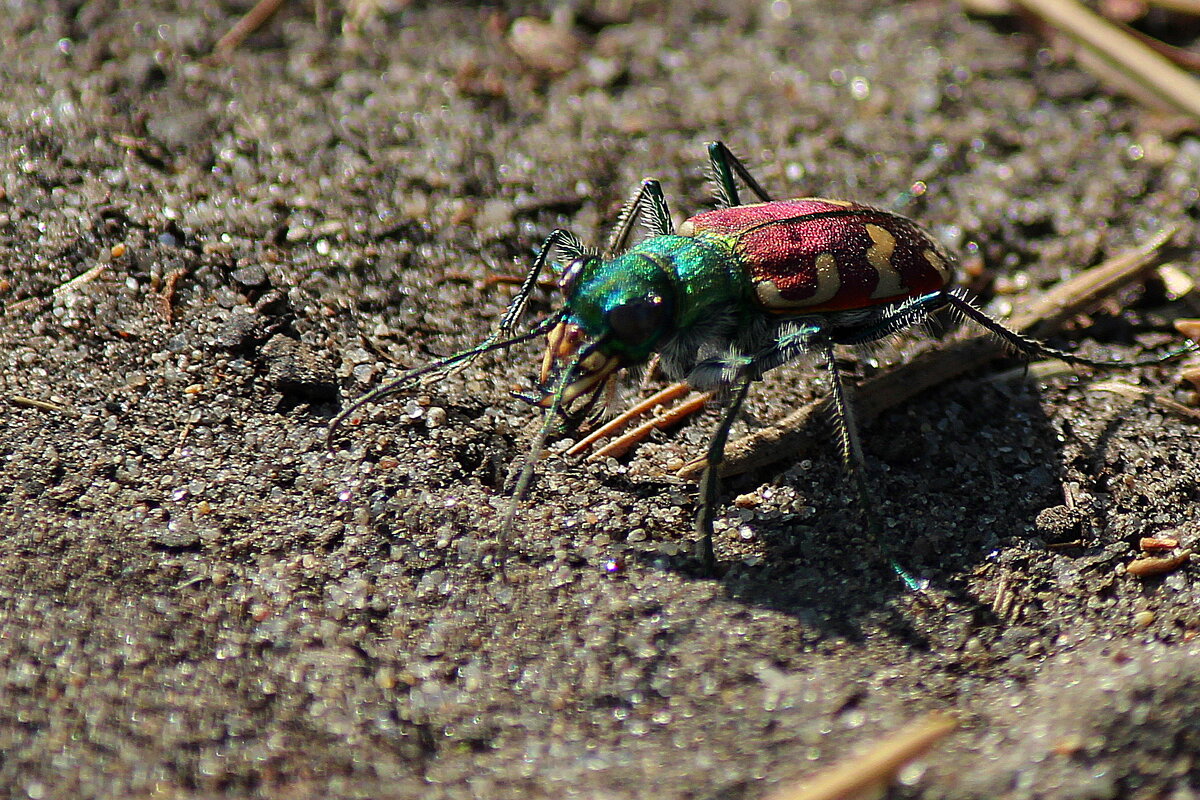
{"left": 3, "top": 1, "right": 1200, "bottom": 798}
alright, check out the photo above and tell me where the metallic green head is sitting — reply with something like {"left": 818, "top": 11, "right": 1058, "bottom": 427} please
{"left": 537, "top": 252, "right": 676, "bottom": 408}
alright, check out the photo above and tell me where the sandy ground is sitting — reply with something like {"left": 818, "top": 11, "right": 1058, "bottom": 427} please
{"left": 2, "top": 1, "right": 1200, "bottom": 798}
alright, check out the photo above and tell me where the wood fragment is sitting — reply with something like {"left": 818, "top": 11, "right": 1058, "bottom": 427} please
{"left": 1045, "top": 539, "right": 1086, "bottom": 550}
{"left": 159, "top": 267, "right": 188, "bottom": 324}
{"left": 1139, "top": 536, "right": 1180, "bottom": 551}
{"left": 1174, "top": 318, "right": 1200, "bottom": 341}
{"left": 764, "top": 713, "right": 957, "bottom": 800}
{"left": 1127, "top": 549, "right": 1192, "bottom": 577}
{"left": 991, "top": 571, "right": 1021, "bottom": 620}
{"left": 679, "top": 226, "right": 1179, "bottom": 480}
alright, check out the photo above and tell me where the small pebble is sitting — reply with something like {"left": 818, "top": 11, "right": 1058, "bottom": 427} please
{"left": 1174, "top": 318, "right": 1200, "bottom": 341}
{"left": 231, "top": 264, "right": 269, "bottom": 288}
{"left": 508, "top": 16, "right": 582, "bottom": 74}
{"left": 733, "top": 492, "right": 760, "bottom": 508}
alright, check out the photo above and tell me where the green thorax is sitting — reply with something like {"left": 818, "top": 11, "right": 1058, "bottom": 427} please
{"left": 566, "top": 234, "right": 747, "bottom": 347}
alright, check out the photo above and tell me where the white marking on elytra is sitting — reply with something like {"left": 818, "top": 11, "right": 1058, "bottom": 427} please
{"left": 677, "top": 220, "right": 695, "bottom": 237}
{"left": 866, "top": 223, "right": 906, "bottom": 299}
{"left": 755, "top": 251, "right": 841, "bottom": 308}
{"left": 923, "top": 248, "right": 951, "bottom": 281}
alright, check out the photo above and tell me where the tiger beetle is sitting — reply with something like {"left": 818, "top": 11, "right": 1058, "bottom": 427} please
{"left": 329, "top": 142, "right": 1195, "bottom": 575}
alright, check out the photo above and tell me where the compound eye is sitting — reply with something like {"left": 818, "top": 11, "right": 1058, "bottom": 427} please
{"left": 607, "top": 294, "right": 669, "bottom": 346}
{"left": 559, "top": 256, "right": 594, "bottom": 298}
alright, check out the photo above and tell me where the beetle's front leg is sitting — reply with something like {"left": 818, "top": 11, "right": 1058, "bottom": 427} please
{"left": 456, "top": 227, "right": 586, "bottom": 381}
{"left": 494, "top": 228, "right": 588, "bottom": 339}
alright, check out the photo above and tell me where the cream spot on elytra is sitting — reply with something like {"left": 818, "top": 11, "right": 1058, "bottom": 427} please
{"left": 866, "top": 223, "right": 906, "bottom": 299}
{"left": 754, "top": 251, "right": 841, "bottom": 308}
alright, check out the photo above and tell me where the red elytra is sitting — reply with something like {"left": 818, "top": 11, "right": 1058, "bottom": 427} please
{"left": 680, "top": 199, "right": 954, "bottom": 314}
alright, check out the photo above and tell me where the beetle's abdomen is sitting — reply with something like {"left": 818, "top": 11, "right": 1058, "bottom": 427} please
{"left": 679, "top": 199, "right": 954, "bottom": 314}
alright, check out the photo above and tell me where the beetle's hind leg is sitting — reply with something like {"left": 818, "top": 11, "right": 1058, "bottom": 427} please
{"left": 706, "top": 141, "right": 774, "bottom": 209}
{"left": 941, "top": 289, "right": 1198, "bottom": 366}
{"left": 818, "top": 338, "right": 928, "bottom": 591}
{"left": 847, "top": 287, "right": 1199, "bottom": 367}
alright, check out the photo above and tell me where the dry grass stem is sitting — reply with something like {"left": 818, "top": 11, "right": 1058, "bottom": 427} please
{"left": 1091, "top": 380, "right": 1200, "bottom": 421}
{"left": 1013, "top": 0, "right": 1200, "bottom": 119}
{"left": 8, "top": 395, "right": 71, "bottom": 414}
{"left": 213, "top": 0, "right": 288, "bottom": 56}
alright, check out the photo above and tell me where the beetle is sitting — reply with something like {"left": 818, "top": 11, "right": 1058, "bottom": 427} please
{"left": 329, "top": 142, "right": 1194, "bottom": 572}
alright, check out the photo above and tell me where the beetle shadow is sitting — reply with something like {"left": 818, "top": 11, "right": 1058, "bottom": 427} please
{"left": 645, "top": 372, "right": 1079, "bottom": 642}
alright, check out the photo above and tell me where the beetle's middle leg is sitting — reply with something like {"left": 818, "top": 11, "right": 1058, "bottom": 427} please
{"left": 605, "top": 179, "right": 675, "bottom": 256}
{"left": 695, "top": 376, "right": 753, "bottom": 573}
